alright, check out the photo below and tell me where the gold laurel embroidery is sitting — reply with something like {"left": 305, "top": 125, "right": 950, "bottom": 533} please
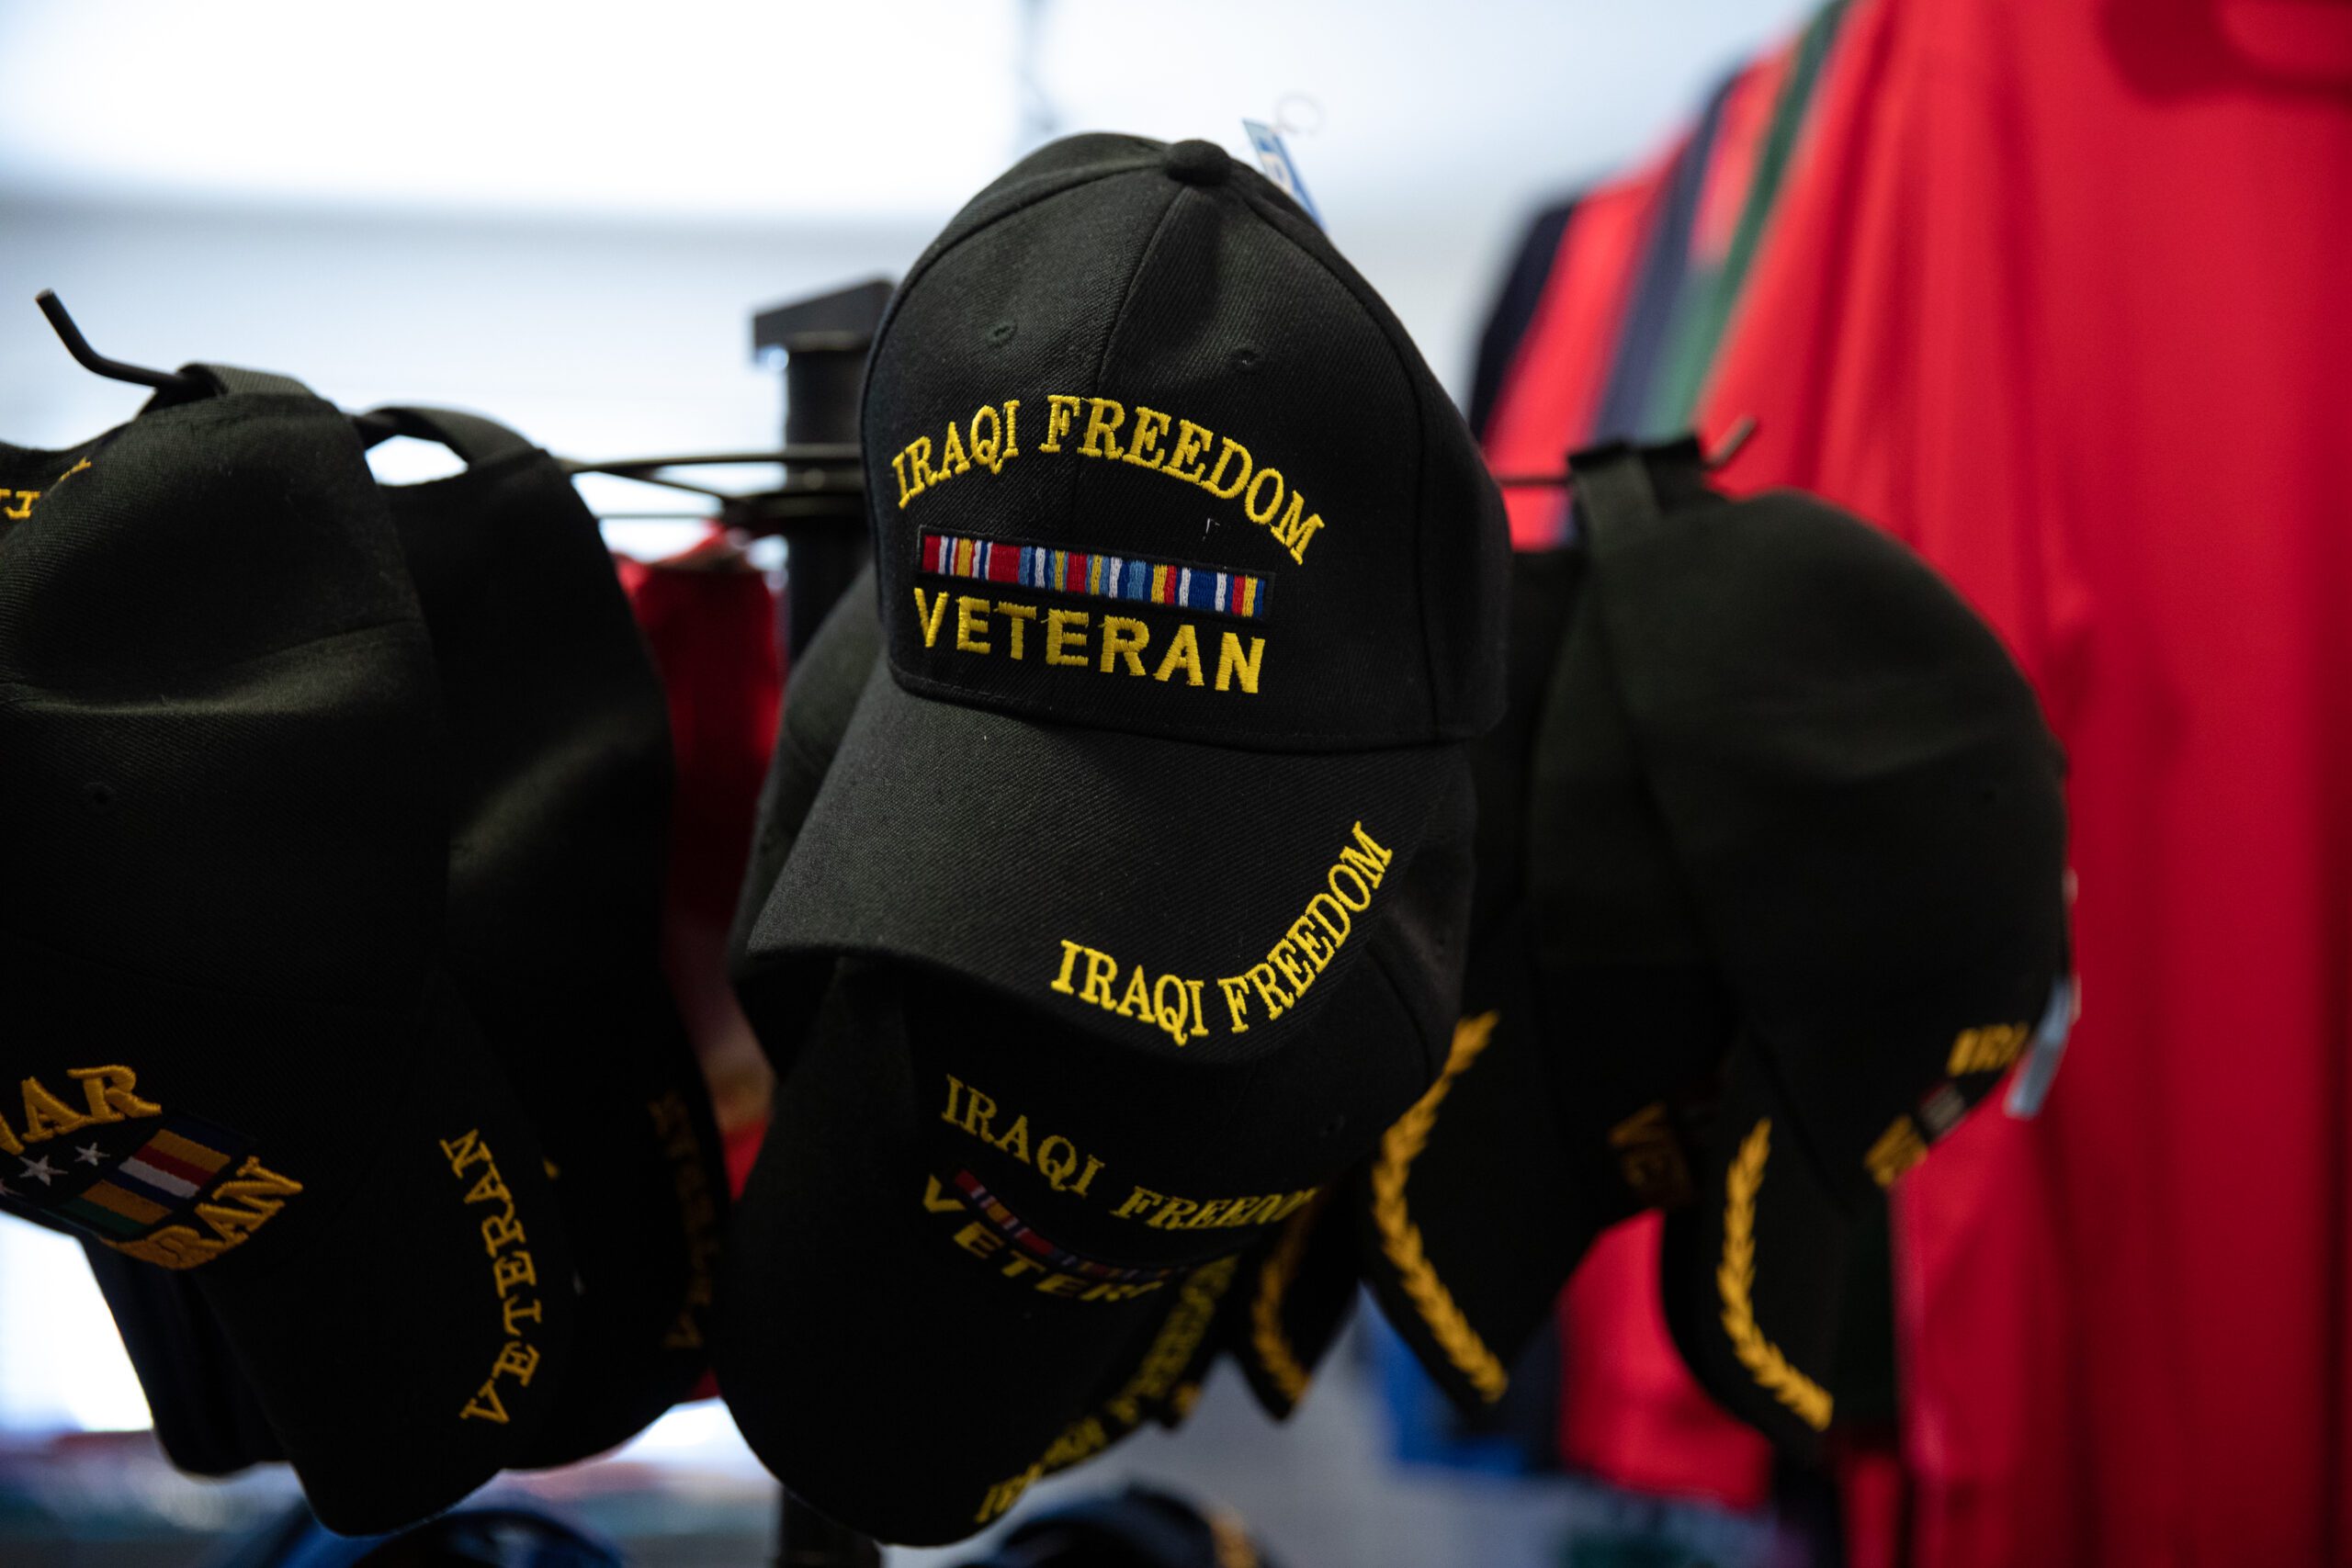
{"left": 1208, "top": 1507, "right": 1260, "bottom": 1568}
{"left": 1717, "top": 1118, "right": 1834, "bottom": 1431}
{"left": 1368, "top": 1011, "right": 1509, "bottom": 1402}
{"left": 1247, "top": 1193, "right": 1326, "bottom": 1406}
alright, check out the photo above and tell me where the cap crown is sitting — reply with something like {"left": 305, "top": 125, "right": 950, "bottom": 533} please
{"left": 866, "top": 133, "right": 1506, "bottom": 753}
{"left": 1530, "top": 441, "right": 2068, "bottom": 1206}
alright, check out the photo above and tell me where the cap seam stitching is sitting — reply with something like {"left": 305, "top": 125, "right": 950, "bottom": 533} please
{"left": 0, "top": 616, "right": 422, "bottom": 709}
{"left": 1087, "top": 182, "right": 1193, "bottom": 394}
{"left": 1224, "top": 181, "right": 1442, "bottom": 729}
{"left": 859, "top": 158, "right": 1162, "bottom": 477}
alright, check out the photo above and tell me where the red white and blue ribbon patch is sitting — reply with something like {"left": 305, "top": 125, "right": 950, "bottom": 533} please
{"left": 920, "top": 531, "right": 1268, "bottom": 621}
{"left": 952, "top": 1170, "right": 1182, "bottom": 1284}
{"left": 52, "top": 1114, "right": 249, "bottom": 1241}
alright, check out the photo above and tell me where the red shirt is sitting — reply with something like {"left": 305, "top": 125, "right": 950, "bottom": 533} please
{"left": 1702, "top": 0, "right": 2352, "bottom": 1560}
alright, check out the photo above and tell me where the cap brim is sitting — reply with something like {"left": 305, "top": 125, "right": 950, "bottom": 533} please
{"left": 1657, "top": 1043, "right": 1854, "bottom": 1455}
{"left": 0, "top": 931, "right": 576, "bottom": 1536}
{"left": 1214, "top": 1190, "right": 1359, "bottom": 1422}
{"left": 191, "top": 968, "right": 579, "bottom": 1534}
{"left": 501, "top": 970, "right": 724, "bottom": 1470}
{"left": 714, "top": 964, "right": 1241, "bottom": 1546}
{"left": 1351, "top": 916, "right": 1603, "bottom": 1413}
{"left": 78, "top": 1245, "right": 285, "bottom": 1475}
{"left": 744, "top": 665, "right": 1463, "bottom": 1064}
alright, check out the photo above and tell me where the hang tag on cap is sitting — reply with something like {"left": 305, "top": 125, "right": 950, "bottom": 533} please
{"left": 1242, "top": 119, "right": 1323, "bottom": 227}
{"left": 2005, "top": 974, "right": 2076, "bottom": 1119}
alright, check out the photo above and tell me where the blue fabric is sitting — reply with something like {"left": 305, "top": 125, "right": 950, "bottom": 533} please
{"left": 1588, "top": 73, "right": 1735, "bottom": 444}
{"left": 206, "top": 1502, "right": 626, "bottom": 1568}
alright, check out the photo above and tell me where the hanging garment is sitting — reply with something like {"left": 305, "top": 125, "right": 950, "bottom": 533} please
{"left": 1696, "top": 0, "right": 2352, "bottom": 1561}
{"left": 1480, "top": 165, "right": 1663, "bottom": 549}
{"left": 616, "top": 535, "right": 785, "bottom": 1188}
{"left": 1466, "top": 28, "right": 1837, "bottom": 1509}
{"left": 1467, "top": 200, "right": 1580, "bottom": 443}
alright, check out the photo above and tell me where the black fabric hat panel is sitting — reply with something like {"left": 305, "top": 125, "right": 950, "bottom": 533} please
{"left": 1575, "top": 439, "right": 2069, "bottom": 1449}
{"left": 1656, "top": 1038, "right": 1856, "bottom": 1448}
{"left": 718, "top": 581, "right": 1240, "bottom": 1542}
{"left": 0, "top": 389, "right": 575, "bottom": 1531}
{"left": 749, "top": 129, "right": 1509, "bottom": 1162}
{"left": 1583, "top": 448, "right": 2070, "bottom": 1210}
{"left": 867, "top": 133, "right": 1506, "bottom": 754}
{"left": 77, "top": 1242, "right": 282, "bottom": 1473}
{"left": 1353, "top": 914, "right": 1609, "bottom": 1414}
{"left": 726, "top": 561, "right": 886, "bottom": 998}
{"left": 726, "top": 131, "right": 1504, "bottom": 1542}
{"left": 374, "top": 406, "right": 731, "bottom": 1466}
{"left": 770, "top": 130, "right": 1503, "bottom": 1069}
{"left": 1355, "top": 541, "right": 1734, "bottom": 1414}
{"left": 752, "top": 660, "right": 1466, "bottom": 1069}
{"left": 719, "top": 790, "right": 1476, "bottom": 1543}
{"left": 714, "top": 962, "right": 1244, "bottom": 1548}
{"left": 722, "top": 584, "right": 1411, "bottom": 1429}
{"left": 1357, "top": 441, "right": 2066, "bottom": 1448}
{"left": 1207, "top": 1183, "right": 1359, "bottom": 1423}
{"left": 1523, "top": 522, "right": 1739, "bottom": 1168}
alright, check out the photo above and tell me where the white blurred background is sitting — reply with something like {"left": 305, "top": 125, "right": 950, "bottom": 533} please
{"left": 0, "top": 0, "right": 1806, "bottom": 1495}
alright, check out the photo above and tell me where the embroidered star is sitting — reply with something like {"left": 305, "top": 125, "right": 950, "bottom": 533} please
{"left": 0, "top": 1178, "right": 15, "bottom": 1199}
{"left": 74, "top": 1143, "right": 106, "bottom": 1166}
{"left": 19, "top": 1156, "right": 61, "bottom": 1187}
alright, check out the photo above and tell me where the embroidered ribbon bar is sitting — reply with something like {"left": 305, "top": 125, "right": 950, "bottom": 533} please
{"left": 58, "top": 1114, "right": 247, "bottom": 1240}
{"left": 921, "top": 532, "right": 1268, "bottom": 621}
{"left": 953, "top": 1171, "right": 1182, "bottom": 1284}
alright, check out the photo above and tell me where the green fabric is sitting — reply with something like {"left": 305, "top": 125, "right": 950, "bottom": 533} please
{"left": 1642, "top": 0, "right": 1851, "bottom": 436}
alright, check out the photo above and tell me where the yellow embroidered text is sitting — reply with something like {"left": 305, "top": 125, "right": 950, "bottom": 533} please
{"left": 894, "top": 394, "right": 1329, "bottom": 564}
{"left": 104, "top": 1157, "right": 303, "bottom": 1270}
{"left": 442, "top": 1129, "right": 547, "bottom": 1425}
{"left": 1216, "top": 822, "right": 1391, "bottom": 1032}
{"left": 1049, "top": 939, "right": 1209, "bottom": 1045}
{"left": 891, "top": 399, "right": 1022, "bottom": 508}
{"left": 939, "top": 1074, "right": 1109, "bottom": 1197}
{"left": 649, "top": 1092, "right": 722, "bottom": 1351}
{"left": 913, "top": 589, "right": 1265, "bottom": 694}
{"left": 1947, "top": 1021, "right": 2031, "bottom": 1077}
{"left": 0, "top": 1065, "right": 165, "bottom": 1156}
{"left": 921, "top": 1174, "right": 1166, "bottom": 1305}
{"left": 1862, "top": 1114, "right": 1928, "bottom": 1189}
{"left": 1608, "top": 1101, "right": 1695, "bottom": 1207}
{"left": 973, "top": 1257, "right": 1239, "bottom": 1526}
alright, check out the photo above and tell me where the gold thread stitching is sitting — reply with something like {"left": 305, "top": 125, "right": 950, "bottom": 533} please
{"left": 1208, "top": 1507, "right": 1259, "bottom": 1568}
{"left": 1246, "top": 1192, "right": 1327, "bottom": 1406}
{"left": 1717, "top": 1118, "right": 1833, "bottom": 1431}
{"left": 1367, "top": 1011, "right": 1508, "bottom": 1402}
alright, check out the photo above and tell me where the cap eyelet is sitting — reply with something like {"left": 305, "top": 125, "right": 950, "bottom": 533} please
{"left": 82, "top": 781, "right": 115, "bottom": 812}
{"left": 1230, "top": 345, "right": 1262, "bottom": 372}
{"left": 986, "top": 320, "right": 1018, "bottom": 346}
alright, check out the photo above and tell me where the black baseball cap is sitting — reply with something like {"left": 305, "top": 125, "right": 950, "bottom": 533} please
{"left": 1355, "top": 437, "right": 2070, "bottom": 1450}
{"left": 0, "top": 372, "right": 576, "bottom": 1530}
{"left": 737, "top": 130, "right": 1505, "bottom": 1040}
{"left": 371, "top": 405, "right": 730, "bottom": 1463}
{"left": 69, "top": 403, "right": 731, "bottom": 1484}
{"left": 722, "top": 130, "right": 1504, "bottom": 1542}
{"left": 1191, "top": 553, "right": 1600, "bottom": 1430}
{"left": 719, "top": 577, "right": 1479, "bottom": 1543}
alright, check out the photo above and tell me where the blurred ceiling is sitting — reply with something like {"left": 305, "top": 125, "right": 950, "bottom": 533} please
{"left": 0, "top": 0, "right": 1815, "bottom": 229}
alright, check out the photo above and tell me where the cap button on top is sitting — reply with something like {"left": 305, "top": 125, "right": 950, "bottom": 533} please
{"left": 1164, "top": 140, "right": 1230, "bottom": 186}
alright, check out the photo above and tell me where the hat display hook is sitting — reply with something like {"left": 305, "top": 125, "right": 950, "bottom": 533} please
{"left": 33, "top": 290, "right": 207, "bottom": 400}
{"left": 1488, "top": 414, "right": 1758, "bottom": 488}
